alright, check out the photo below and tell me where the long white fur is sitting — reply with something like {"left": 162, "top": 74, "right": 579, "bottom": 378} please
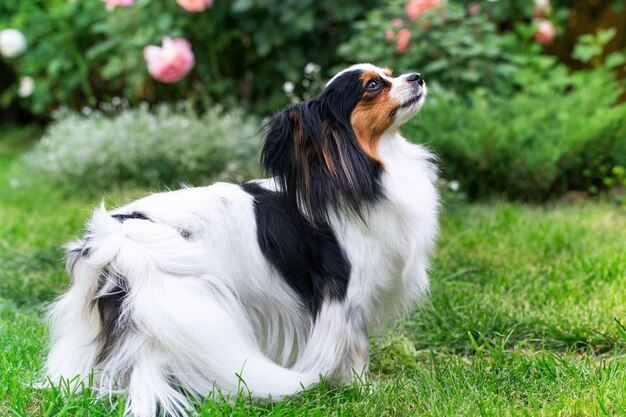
{"left": 45, "top": 64, "right": 439, "bottom": 416}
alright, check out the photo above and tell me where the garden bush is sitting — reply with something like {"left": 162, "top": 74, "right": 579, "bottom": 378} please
{"left": 1, "top": 0, "right": 379, "bottom": 118}
{"left": 337, "top": 0, "right": 551, "bottom": 97}
{"left": 22, "top": 103, "right": 261, "bottom": 188}
{"left": 403, "top": 63, "right": 626, "bottom": 201}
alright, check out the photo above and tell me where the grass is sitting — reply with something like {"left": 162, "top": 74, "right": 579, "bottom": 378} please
{"left": 1, "top": 126, "right": 626, "bottom": 416}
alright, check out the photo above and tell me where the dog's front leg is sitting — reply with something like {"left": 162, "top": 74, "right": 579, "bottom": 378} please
{"left": 293, "top": 301, "right": 369, "bottom": 382}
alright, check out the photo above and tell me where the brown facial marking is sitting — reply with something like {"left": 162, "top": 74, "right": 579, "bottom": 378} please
{"left": 382, "top": 67, "right": 393, "bottom": 76}
{"left": 350, "top": 71, "right": 400, "bottom": 162}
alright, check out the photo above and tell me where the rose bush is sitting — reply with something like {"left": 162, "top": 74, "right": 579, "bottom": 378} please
{"left": 1, "top": 0, "right": 380, "bottom": 117}
{"left": 337, "top": 0, "right": 572, "bottom": 96}
{"left": 338, "top": 1, "right": 524, "bottom": 95}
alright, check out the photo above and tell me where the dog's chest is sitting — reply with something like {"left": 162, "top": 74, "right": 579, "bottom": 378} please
{"left": 340, "top": 149, "right": 438, "bottom": 325}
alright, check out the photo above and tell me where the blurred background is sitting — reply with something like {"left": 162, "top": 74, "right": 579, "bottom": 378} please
{"left": 0, "top": 0, "right": 625, "bottom": 202}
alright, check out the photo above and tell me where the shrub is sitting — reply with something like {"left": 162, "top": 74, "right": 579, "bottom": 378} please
{"left": 22, "top": 103, "right": 261, "bottom": 189}
{"left": 2, "top": 0, "right": 380, "bottom": 117}
{"left": 403, "top": 63, "right": 626, "bottom": 201}
{"left": 337, "top": 0, "right": 537, "bottom": 96}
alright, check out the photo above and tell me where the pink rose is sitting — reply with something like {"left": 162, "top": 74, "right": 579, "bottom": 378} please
{"left": 391, "top": 18, "right": 405, "bottom": 28}
{"left": 176, "top": 0, "right": 213, "bottom": 12}
{"left": 144, "top": 37, "right": 195, "bottom": 83}
{"left": 102, "top": 0, "right": 133, "bottom": 11}
{"left": 405, "top": 0, "right": 441, "bottom": 21}
{"left": 396, "top": 28, "right": 412, "bottom": 53}
{"left": 386, "top": 19, "right": 406, "bottom": 42}
{"left": 534, "top": 19, "right": 556, "bottom": 44}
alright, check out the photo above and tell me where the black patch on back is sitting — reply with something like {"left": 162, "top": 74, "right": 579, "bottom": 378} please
{"left": 242, "top": 182, "right": 351, "bottom": 317}
{"left": 111, "top": 211, "right": 151, "bottom": 222}
{"left": 91, "top": 268, "right": 131, "bottom": 365}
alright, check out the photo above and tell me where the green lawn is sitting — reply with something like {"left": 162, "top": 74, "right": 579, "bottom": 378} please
{"left": 1, "top": 130, "right": 625, "bottom": 416}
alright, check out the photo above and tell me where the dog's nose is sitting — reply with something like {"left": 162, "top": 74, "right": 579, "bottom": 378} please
{"left": 407, "top": 73, "right": 424, "bottom": 86}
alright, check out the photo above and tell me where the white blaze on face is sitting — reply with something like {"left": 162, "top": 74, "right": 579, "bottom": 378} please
{"left": 325, "top": 63, "right": 391, "bottom": 87}
{"left": 389, "top": 73, "right": 427, "bottom": 106}
{"left": 388, "top": 72, "right": 427, "bottom": 127}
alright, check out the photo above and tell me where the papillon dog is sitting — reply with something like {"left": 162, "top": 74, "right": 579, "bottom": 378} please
{"left": 44, "top": 64, "right": 439, "bottom": 417}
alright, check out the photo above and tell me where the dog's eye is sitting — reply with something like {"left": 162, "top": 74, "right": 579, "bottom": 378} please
{"left": 365, "top": 79, "right": 380, "bottom": 91}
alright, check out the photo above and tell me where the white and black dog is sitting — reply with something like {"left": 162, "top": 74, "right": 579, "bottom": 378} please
{"left": 44, "top": 64, "right": 439, "bottom": 416}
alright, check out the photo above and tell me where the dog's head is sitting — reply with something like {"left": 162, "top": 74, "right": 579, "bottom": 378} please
{"left": 262, "top": 63, "right": 427, "bottom": 223}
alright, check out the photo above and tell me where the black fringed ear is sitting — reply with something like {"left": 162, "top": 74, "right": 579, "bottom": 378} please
{"left": 261, "top": 71, "right": 384, "bottom": 225}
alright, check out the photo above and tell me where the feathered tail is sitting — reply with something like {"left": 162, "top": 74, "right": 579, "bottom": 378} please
{"left": 45, "top": 205, "right": 320, "bottom": 417}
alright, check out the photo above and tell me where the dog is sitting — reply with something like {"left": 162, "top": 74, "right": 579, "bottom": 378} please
{"left": 44, "top": 63, "right": 439, "bottom": 417}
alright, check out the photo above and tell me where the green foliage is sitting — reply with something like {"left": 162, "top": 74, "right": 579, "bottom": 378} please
{"left": 573, "top": 27, "right": 616, "bottom": 63}
{"left": 2, "top": 0, "right": 109, "bottom": 115}
{"left": 337, "top": 1, "right": 533, "bottom": 95}
{"left": 22, "top": 103, "right": 261, "bottom": 189}
{"left": 2, "top": 0, "right": 379, "bottom": 117}
{"left": 449, "top": 0, "right": 535, "bottom": 23}
{"left": 0, "top": 124, "right": 41, "bottom": 150}
{"left": 604, "top": 165, "right": 626, "bottom": 205}
{"left": 572, "top": 27, "right": 626, "bottom": 69}
{"left": 404, "top": 64, "right": 626, "bottom": 201}
{"left": 455, "top": 0, "right": 573, "bottom": 26}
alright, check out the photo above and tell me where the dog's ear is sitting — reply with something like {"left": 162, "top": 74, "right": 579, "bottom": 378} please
{"left": 261, "top": 103, "right": 324, "bottom": 223}
{"left": 261, "top": 97, "right": 383, "bottom": 225}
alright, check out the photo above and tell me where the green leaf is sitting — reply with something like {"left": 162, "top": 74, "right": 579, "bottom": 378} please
{"left": 90, "top": 22, "right": 110, "bottom": 35}
{"left": 156, "top": 13, "right": 173, "bottom": 31}
{"left": 47, "top": 58, "right": 66, "bottom": 77}
{"left": 597, "top": 27, "right": 617, "bottom": 45}
{"left": 232, "top": 0, "right": 253, "bottom": 12}
{"left": 459, "top": 71, "right": 481, "bottom": 83}
{"left": 85, "top": 40, "right": 117, "bottom": 60}
{"left": 572, "top": 44, "right": 601, "bottom": 63}
{"left": 101, "top": 56, "right": 124, "bottom": 80}
{"left": 605, "top": 51, "right": 626, "bottom": 69}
